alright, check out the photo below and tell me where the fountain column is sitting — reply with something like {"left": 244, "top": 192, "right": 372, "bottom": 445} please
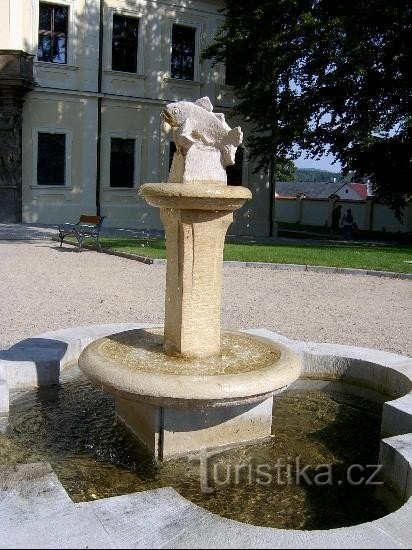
{"left": 140, "top": 182, "right": 252, "bottom": 359}
{"left": 161, "top": 207, "right": 232, "bottom": 357}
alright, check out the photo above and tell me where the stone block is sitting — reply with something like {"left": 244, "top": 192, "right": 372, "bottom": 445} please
{"left": 162, "top": 397, "right": 273, "bottom": 459}
{"left": 77, "top": 488, "right": 204, "bottom": 549}
{"left": 0, "top": 379, "right": 9, "bottom": 415}
{"left": 381, "top": 395, "right": 412, "bottom": 437}
{"left": 379, "top": 434, "right": 412, "bottom": 500}
{"left": 115, "top": 397, "right": 273, "bottom": 460}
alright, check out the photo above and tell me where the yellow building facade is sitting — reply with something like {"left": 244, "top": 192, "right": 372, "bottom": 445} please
{"left": 0, "top": 0, "right": 271, "bottom": 235}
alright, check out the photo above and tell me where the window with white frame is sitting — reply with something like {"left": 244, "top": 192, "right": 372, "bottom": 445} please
{"left": 112, "top": 15, "right": 139, "bottom": 73}
{"left": 37, "top": 132, "right": 67, "bottom": 185}
{"left": 37, "top": 2, "right": 69, "bottom": 64}
{"left": 110, "top": 137, "right": 135, "bottom": 188}
{"left": 171, "top": 24, "right": 196, "bottom": 80}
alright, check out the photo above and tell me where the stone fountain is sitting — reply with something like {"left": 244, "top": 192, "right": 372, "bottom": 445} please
{"left": 79, "top": 97, "right": 300, "bottom": 460}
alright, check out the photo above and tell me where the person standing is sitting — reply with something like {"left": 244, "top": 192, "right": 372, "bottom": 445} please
{"left": 342, "top": 208, "right": 354, "bottom": 239}
{"left": 331, "top": 205, "right": 342, "bottom": 238}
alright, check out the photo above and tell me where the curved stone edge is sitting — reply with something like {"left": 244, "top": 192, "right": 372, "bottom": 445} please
{"left": 0, "top": 325, "right": 411, "bottom": 548}
{"left": 0, "top": 323, "right": 161, "bottom": 414}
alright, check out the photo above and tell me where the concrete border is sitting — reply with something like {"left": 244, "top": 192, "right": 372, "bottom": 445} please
{"left": 0, "top": 325, "right": 411, "bottom": 548}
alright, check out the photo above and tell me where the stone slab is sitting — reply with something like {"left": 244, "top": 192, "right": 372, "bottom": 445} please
{"left": 0, "top": 463, "right": 72, "bottom": 522}
{"left": 166, "top": 507, "right": 407, "bottom": 549}
{"left": 306, "top": 265, "right": 337, "bottom": 274}
{"left": 77, "top": 488, "right": 205, "bottom": 549}
{"left": 337, "top": 267, "right": 371, "bottom": 276}
{"left": 379, "top": 434, "right": 412, "bottom": 500}
{"left": 382, "top": 395, "right": 412, "bottom": 437}
{"left": 0, "top": 380, "right": 9, "bottom": 415}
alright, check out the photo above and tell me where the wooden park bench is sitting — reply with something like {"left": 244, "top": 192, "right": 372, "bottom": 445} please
{"left": 58, "top": 215, "right": 105, "bottom": 252}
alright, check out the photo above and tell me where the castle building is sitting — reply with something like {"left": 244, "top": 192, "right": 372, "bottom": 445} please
{"left": 0, "top": 0, "right": 271, "bottom": 235}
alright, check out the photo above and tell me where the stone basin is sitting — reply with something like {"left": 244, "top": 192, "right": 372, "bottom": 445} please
{"left": 79, "top": 328, "right": 301, "bottom": 459}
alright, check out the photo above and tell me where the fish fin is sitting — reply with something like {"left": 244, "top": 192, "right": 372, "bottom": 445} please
{"left": 215, "top": 113, "right": 226, "bottom": 123}
{"left": 222, "top": 144, "right": 237, "bottom": 166}
{"left": 225, "top": 127, "right": 243, "bottom": 147}
{"left": 176, "top": 119, "right": 195, "bottom": 149}
{"left": 195, "top": 97, "right": 213, "bottom": 112}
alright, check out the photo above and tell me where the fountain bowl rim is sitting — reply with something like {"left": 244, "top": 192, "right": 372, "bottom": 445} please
{"left": 78, "top": 329, "right": 301, "bottom": 409}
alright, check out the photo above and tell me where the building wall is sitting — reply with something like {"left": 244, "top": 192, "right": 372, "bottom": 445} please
{"left": 275, "top": 197, "right": 412, "bottom": 234}
{"left": 9, "top": 0, "right": 270, "bottom": 234}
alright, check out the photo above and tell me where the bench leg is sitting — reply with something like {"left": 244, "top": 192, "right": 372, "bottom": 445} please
{"left": 96, "top": 236, "right": 102, "bottom": 252}
{"left": 76, "top": 234, "right": 84, "bottom": 252}
{"left": 59, "top": 232, "right": 64, "bottom": 247}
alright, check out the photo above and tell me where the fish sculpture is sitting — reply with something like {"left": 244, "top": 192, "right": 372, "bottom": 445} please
{"left": 162, "top": 97, "right": 243, "bottom": 184}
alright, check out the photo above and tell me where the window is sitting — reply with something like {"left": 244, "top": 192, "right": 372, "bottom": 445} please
{"left": 37, "top": 132, "right": 66, "bottom": 185}
{"left": 171, "top": 25, "right": 196, "bottom": 80}
{"left": 38, "top": 3, "right": 68, "bottom": 64}
{"left": 110, "top": 138, "right": 135, "bottom": 188}
{"left": 112, "top": 15, "right": 139, "bottom": 73}
{"left": 226, "top": 147, "right": 244, "bottom": 186}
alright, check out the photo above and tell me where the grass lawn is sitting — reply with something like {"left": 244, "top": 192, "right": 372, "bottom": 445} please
{"left": 85, "top": 237, "right": 412, "bottom": 274}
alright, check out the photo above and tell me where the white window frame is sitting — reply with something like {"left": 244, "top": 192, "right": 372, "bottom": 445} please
{"left": 32, "top": 126, "right": 72, "bottom": 188}
{"left": 105, "top": 7, "right": 144, "bottom": 76}
{"left": 32, "top": 0, "right": 76, "bottom": 66}
{"left": 168, "top": 19, "right": 203, "bottom": 82}
{"left": 105, "top": 132, "right": 143, "bottom": 190}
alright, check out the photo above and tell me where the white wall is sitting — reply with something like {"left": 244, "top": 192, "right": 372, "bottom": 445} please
{"left": 18, "top": 0, "right": 274, "bottom": 234}
{"left": 275, "top": 197, "right": 412, "bottom": 234}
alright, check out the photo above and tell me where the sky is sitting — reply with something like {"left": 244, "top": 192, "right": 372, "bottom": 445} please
{"left": 294, "top": 151, "right": 342, "bottom": 172}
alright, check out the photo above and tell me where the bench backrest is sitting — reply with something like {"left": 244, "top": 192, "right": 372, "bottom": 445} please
{"left": 79, "top": 215, "right": 104, "bottom": 226}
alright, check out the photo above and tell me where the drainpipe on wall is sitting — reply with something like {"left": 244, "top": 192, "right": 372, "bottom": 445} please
{"left": 95, "top": 0, "right": 104, "bottom": 217}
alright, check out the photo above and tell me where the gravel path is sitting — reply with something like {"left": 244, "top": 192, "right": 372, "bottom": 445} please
{"left": 1, "top": 241, "right": 411, "bottom": 356}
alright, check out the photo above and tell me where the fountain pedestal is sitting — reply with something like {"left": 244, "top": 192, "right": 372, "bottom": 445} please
{"left": 115, "top": 394, "right": 274, "bottom": 460}
{"left": 142, "top": 182, "right": 252, "bottom": 358}
{"left": 79, "top": 182, "right": 301, "bottom": 460}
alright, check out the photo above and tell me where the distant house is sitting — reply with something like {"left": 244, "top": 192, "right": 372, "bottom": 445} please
{"left": 275, "top": 181, "right": 370, "bottom": 201}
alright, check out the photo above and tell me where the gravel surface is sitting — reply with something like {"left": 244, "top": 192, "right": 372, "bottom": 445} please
{"left": 1, "top": 241, "right": 411, "bottom": 357}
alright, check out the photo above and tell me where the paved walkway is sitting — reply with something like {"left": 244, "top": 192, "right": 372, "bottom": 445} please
{"left": 0, "top": 223, "right": 164, "bottom": 241}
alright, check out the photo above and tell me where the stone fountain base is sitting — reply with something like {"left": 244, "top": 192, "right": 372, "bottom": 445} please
{"left": 78, "top": 328, "right": 301, "bottom": 460}
{"left": 115, "top": 395, "right": 274, "bottom": 460}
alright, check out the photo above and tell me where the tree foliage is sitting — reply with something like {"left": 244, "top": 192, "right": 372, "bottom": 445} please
{"left": 276, "top": 158, "right": 297, "bottom": 181}
{"left": 203, "top": 0, "right": 412, "bottom": 214}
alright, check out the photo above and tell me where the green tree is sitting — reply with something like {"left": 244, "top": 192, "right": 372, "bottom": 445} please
{"left": 299, "top": 0, "right": 412, "bottom": 216}
{"left": 203, "top": 0, "right": 412, "bottom": 217}
{"left": 276, "top": 159, "right": 296, "bottom": 181}
{"left": 202, "top": 0, "right": 311, "bottom": 235}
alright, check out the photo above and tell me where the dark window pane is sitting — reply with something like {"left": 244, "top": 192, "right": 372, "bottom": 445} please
{"left": 226, "top": 147, "right": 244, "bottom": 186}
{"left": 53, "top": 35, "right": 66, "bottom": 63}
{"left": 39, "top": 4, "right": 52, "bottom": 31}
{"left": 53, "top": 7, "right": 68, "bottom": 33}
{"left": 37, "top": 133, "right": 66, "bottom": 185}
{"left": 171, "top": 25, "right": 196, "bottom": 80}
{"left": 112, "top": 15, "right": 139, "bottom": 73}
{"left": 110, "top": 138, "right": 135, "bottom": 188}
{"left": 38, "top": 3, "right": 68, "bottom": 63}
{"left": 38, "top": 35, "right": 52, "bottom": 63}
